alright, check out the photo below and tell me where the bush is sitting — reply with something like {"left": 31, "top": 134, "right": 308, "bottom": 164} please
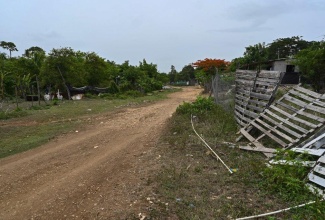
{"left": 0, "top": 108, "right": 28, "bottom": 120}
{"left": 123, "top": 90, "right": 144, "bottom": 98}
{"left": 176, "top": 96, "right": 215, "bottom": 115}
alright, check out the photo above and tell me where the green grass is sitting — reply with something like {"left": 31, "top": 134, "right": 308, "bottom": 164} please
{"left": 141, "top": 97, "right": 325, "bottom": 219}
{"left": 0, "top": 89, "right": 178, "bottom": 158}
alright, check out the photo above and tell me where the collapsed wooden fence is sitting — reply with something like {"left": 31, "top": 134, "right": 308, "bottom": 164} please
{"left": 237, "top": 85, "right": 325, "bottom": 157}
{"left": 235, "top": 70, "right": 283, "bottom": 127}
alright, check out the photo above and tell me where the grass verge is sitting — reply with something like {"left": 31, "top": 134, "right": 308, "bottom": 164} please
{"left": 138, "top": 97, "right": 324, "bottom": 219}
{"left": 0, "top": 89, "right": 178, "bottom": 158}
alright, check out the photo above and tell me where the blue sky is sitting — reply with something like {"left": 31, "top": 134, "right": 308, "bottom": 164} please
{"left": 1, "top": 0, "right": 325, "bottom": 73}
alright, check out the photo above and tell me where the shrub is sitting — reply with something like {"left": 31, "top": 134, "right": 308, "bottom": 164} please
{"left": 176, "top": 96, "right": 215, "bottom": 115}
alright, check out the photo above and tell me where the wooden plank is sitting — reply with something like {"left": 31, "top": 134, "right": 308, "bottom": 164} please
{"left": 239, "top": 145, "right": 276, "bottom": 153}
{"left": 236, "top": 70, "right": 257, "bottom": 75}
{"left": 284, "top": 95, "right": 325, "bottom": 114}
{"left": 261, "top": 114, "right": 302, "bottom": 138}
{"left": 250, "top": 92, "right": 272, "bottom": 100}
{"left": 265, "top": 109, "right": 308, "bottom": 133}
{"left": 278, "top": 100, "right": 324, "bottom": 122}
{"left": 259, "top": 70, "right": 281, "bottom": 78}
{"left": 298, "top": 110, "right": 325, "bottom": 123}
{"left": 248, "top": 99, "right": 268, "bottom": 107}
{"left": 250, "top": 121, "right": 287, "bottom": 147}
{"left": 270, "top": 105, "right": 317, "bottom": 128}
{"left": 240, "top": 128, "right": 266, "bottom": 149}
{"left": 295, "top": 86, "right": 321, "bottom": 99}
{"left": 314, "top": 100, "right": 325, "bottom": 107}
{"left": 246, "top": 104, "right": 264, "bottom": 112}
{"left": 235, "top": 79, "right": 254, "bottom": 86}
{"left": 235, "top": 105, "right": 258, "bottom": 118}
{"left": 277, "top": 100, "right": 299, "bottom": 112}
{"left": 269, "top": 159, "right": 316, "bottom": 167}
{"left": 254, "top": 80, "right": 278, "bottom": 87}
{"left": 255, "top": 118, "right": 295, "bottom": 142}
{"left": 314, "top": 164, "right": 325, "bottom": 176}
{"left": 279, "top": 99, "right": 325, "bottom": 122}
{"left": 235, "top": 99, "right": 248, "bottom": 107}
{"left": 319, "top": 156, "right": 325, "bottom": 164}
{"left": 236, "top": 94, "right": 250, "bottom": 101}
{"left": 289, "top": 89, "right": 315, "bottom": 102}
{"left": 306, "top": 184, "right": 325, "bottom": 198}
{"left": 236, "top": 88, "right": 251, "bottom": 95}
{"left": 236, "top": 117, "right": 247, "bottom": 127}
{"left": 284, "top": 94, "right": 308, "bottom": 106}
{"left": 254, "top": 87, "right": 274, "bottom": 93}
{"left": 291, "top": 148, "right": 325, "bottom": 156}
{"left": 254, "top": 77, "right": 279, "bottom": 83}
{"left": 301, "top": 133, "right": 325, "bottom": 149}
{"left": 234, "top": 110, "right": 251, "bottom": 124}
{"left": 308, "top": 173, "right": 325, "bottom": 187}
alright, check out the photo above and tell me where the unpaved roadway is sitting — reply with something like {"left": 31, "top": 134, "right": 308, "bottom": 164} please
{"left": 0, "top": 87, "right": 201, "bottom": 219}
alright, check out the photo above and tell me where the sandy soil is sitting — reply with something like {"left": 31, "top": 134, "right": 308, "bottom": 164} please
{"left": 0, "top": 87, "right": 201, "bottom": 220}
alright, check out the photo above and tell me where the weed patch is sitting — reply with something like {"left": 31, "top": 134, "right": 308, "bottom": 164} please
{"left": 140, "top": 97, "right": 325, "bottom": 219}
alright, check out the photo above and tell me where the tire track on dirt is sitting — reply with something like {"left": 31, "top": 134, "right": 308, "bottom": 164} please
{"left": 0, "top": 87, "right": 201, "bottom": 219}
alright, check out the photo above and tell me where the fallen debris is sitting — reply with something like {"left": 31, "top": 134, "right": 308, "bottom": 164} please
{"left": 236, "top": 200, "right": 323, "bottom": 220}
{"left": 237, "top": 85, "right": 325, "bottom": 157}
{"left": 307, "top": 154, "right": 325, "bottom": 198}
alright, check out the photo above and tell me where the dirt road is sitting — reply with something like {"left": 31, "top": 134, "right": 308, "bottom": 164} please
{"left": 0, "top": 87, "right": 201, "bottom": 219}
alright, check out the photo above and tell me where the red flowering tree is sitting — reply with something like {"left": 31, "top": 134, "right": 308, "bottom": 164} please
{"left": 192, "top": 58, "right": 229, "bottom": 73}
{"left": 192, "top": 58, "right": 230, "bottom": 93}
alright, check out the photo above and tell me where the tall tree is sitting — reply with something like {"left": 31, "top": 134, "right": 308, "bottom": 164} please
{"left": 168, "top": 65, "right": 177, "bottom": 83}
{"left": 84, "top": 52, "right": 109, "bottom": 86}
{"left": 0, "top": 41, "right": 18, "bottom": 58}
{"left": 24, "top": 46, "right": 45, "bottom": 58}
{"left": 267, "top": 36, "right": 311, "bottom": 60}
{"left": 295, "top": 42, "right": 325, "bottom": 92}
{"left": 243, "top": 42, "right": 267, "bottom": 70}
{"left": 40, "top": 47, "right": 87, "bottom": 91}
{"left": 179, "top": 64, "right": 195, "bottom": 81}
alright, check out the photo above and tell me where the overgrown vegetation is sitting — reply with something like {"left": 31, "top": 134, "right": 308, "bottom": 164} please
{"left": 141, "top": 97, "right": 324, "bottom": 219}
{"left": 0, "top": 43, "right": 169, "bottom": 103}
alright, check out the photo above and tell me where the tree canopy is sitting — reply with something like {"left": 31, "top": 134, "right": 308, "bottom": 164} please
{"left": 0, "top": 43, "right": 168, "bottom": 99}
{"left": 0, "top": 41, "right": 18, "bottom": 58}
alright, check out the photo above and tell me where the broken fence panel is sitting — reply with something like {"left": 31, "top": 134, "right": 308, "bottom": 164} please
{"left": 238, "top": 85, "right": 325, "bottom": 156}
{"left": 235, "top": 70, "right": 283, "bottom": 127}
{"left": 307, "top": 148, "right": 325, "bottom": 198}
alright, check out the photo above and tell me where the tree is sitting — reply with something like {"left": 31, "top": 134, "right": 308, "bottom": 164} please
{"left": 267, "top": 36, "right": 311, "bottom": 60}
{"left": 84, "top": 52, "right": 109, "bottom": 86}
{"left": 192, "top": 58, "right": 229, "bottom": 73}
{"left": 295, "top": 42, "right": 325, "bottom": 92}
{"left": 0, "top": 41, "right": 18, "bottom": 58}
{"left": 23, "top": 47, "right": 46, "bottom": 105}
{"left": 139, "top": 59, "right": 158, "bottom": 78}
{"left": 40, "top": 47, "right": 87, "bottom": 94}
{"left": 178, "top": 65, "right": 195, "bottom": 82}
{"left": 168, "top": 65, "right": 177, "bottom": 83}
{"left": 192, "top": 58, "right": 230, "bottom": 93}
{"left": 243, "top": 42, "right": 268, "bottom": 70}
{"left": 24, "top": 46, "right": 45, "bottom": 58}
